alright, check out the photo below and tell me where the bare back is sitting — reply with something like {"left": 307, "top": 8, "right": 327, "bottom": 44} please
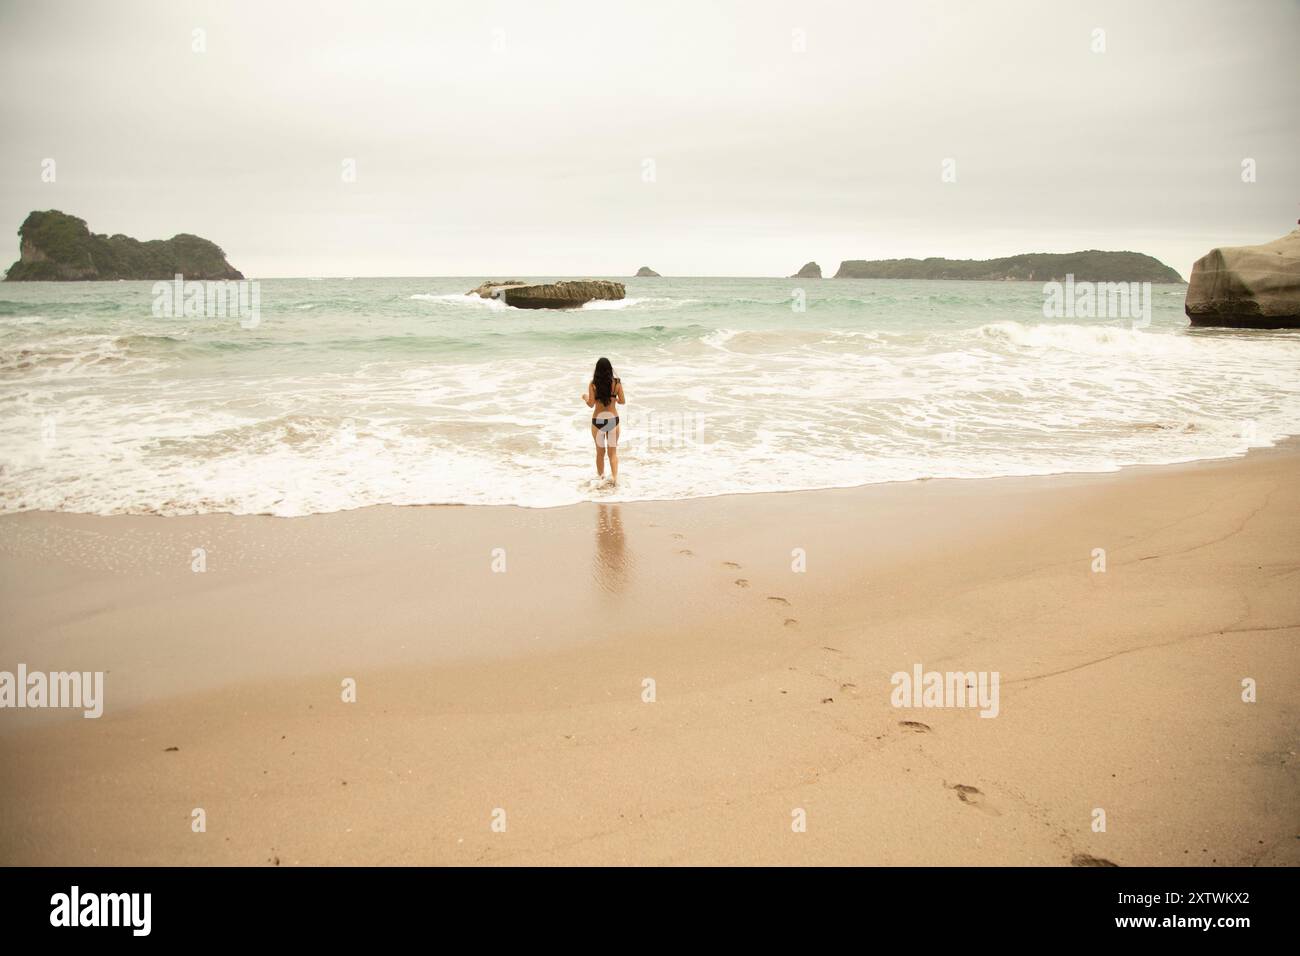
{"left": 588, "top": 377, "right": 624, "bottom": 414}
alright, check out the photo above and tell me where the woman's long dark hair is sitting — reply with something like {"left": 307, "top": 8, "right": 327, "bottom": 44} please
{"left": 592, "top": 357, "right": 615, "bottom": 406}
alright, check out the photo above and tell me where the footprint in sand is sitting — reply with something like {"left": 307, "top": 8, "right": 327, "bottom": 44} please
{"left": 734, "top": 579, "right": 750, "bottom": 588}
{"left": 1070, "top": 853, "right": 1119, "bottom": 867}
{"left": 678, "top": 549, "right": 694, "bottom": 556}
{"left": 951, "top": 784, "right": 981, "bottom": 803}
{"left": 723, "top": 561, "right": 742, "bottom": 569}
{"left": 898, "top": 720, "right": 932, "bottom": 733}
{"left": 670, "top": 533, "right": 686, "bottom": 540}
{"left": 948, "top": 783, "right": 1000, "bottom": 815}
{"left": 784, "top": 618, "right": 798, "bottom": 627}
{"left": 766, "top": 596, "right": 790, "bottom": 606}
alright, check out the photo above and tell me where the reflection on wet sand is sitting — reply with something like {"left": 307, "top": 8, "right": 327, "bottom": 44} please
{"left": 593, "top": 504, "right": 632, "bottom": 593}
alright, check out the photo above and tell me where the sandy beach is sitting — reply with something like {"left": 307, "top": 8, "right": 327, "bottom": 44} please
{"left": 1, "top": 444, "right": 1296, "bottom": 866}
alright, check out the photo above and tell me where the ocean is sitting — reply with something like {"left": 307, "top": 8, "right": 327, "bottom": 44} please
{"left": 2, "top": 277, "right": 1298, "bottom": 516}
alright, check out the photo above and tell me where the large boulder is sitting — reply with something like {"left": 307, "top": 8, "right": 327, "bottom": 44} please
{"left": 1185, "top": 228, "right": 1300, "bottom": 329}
{"left": 791, "top": 261, "right": 822, "bottom": 279}
{"left": 467, "top": 279, "right": 625, "bottom": 310}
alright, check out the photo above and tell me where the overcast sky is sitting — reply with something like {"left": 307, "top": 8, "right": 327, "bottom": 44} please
{"left": 1, "top": 0, "right": 1296, "bottom": 279}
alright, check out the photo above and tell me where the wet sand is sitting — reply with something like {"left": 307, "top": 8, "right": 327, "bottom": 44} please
{"left": 1, "top": 446, "right": 1297, "bottom": 865}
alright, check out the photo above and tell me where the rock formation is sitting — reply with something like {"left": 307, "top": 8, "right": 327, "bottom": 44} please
{"left": 834, "top": 250, "right": 1183, "bottom": 283}
{"left": 635, "top": 266, "right": 661, "bottom": 277}
{"left": 467, "top": 279, "right": 626, "bottom": 310}
{"left": 4, "top": 210, "right": 243, "bottom": 281}
{"left": 791, "top": 261, "right": 822, "bottom": 279}
{"left": 1185, "top": 228, "right": 1300, "bottom": 329}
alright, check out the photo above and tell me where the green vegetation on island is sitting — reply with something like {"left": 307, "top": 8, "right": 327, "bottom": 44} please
{"left": 834, "top": 251, "right": 1183, "bottom": 283}
{"left": 4, "top": 210, "right": 243, "bottom": 281}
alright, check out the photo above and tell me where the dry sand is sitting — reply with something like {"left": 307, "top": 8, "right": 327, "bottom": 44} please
{"left": 1, "top": 446, "right": 1297, "bottom": 866}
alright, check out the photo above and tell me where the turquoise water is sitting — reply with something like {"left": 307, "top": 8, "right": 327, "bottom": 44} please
{"left": 1, "top": 277, "right": 1298, "bottom": 515}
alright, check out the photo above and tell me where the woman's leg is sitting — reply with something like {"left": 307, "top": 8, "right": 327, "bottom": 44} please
{"left": 607, "top": 428, "right": 619, "bottom": 481}
{"left": 592, "top": 426, "right": 605, "bottom": 476}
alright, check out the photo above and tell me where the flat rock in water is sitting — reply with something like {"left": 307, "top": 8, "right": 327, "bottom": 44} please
{"left": 466, "top": 279, "right": 626, "bottom": 309}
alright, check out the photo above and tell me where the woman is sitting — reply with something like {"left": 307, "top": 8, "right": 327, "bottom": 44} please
{"left": 582, "top": 357, "right": 625, "bottom": 483}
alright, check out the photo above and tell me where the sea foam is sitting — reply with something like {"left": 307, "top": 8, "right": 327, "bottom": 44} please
{"left": 1, "top": 277, "right": 1297, "bottom": 515}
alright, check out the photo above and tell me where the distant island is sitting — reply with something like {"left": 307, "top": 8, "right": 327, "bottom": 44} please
{"left": 791, "top": 261, "right": 822, "bottom": 279}
{"left": 635, "top": 266, "right": 661, "bottom": 277}
{"left": 833, "top": 251, "right": 1183, "bottom": 283}
{"left": 4, "top": 210, "right": 243, "bottom": 281}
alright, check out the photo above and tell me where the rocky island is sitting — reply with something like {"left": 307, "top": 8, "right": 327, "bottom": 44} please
{"left": 635, "top": 266, "right": 661, "bottom": 277}
{"left": 833, "top": 250, "right": 1183, "bottom": 283}
{"left": 791, "top": 261, "right": 822, "bottom": 279}
{"left": 4, "top": 210, "right": 243, "bottom": 281}
{"left": 1185, "top": 227, "right": 1300, "bottom": 329}
{"left": 467, "top": 279, "right": 626, "bottom": 310}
